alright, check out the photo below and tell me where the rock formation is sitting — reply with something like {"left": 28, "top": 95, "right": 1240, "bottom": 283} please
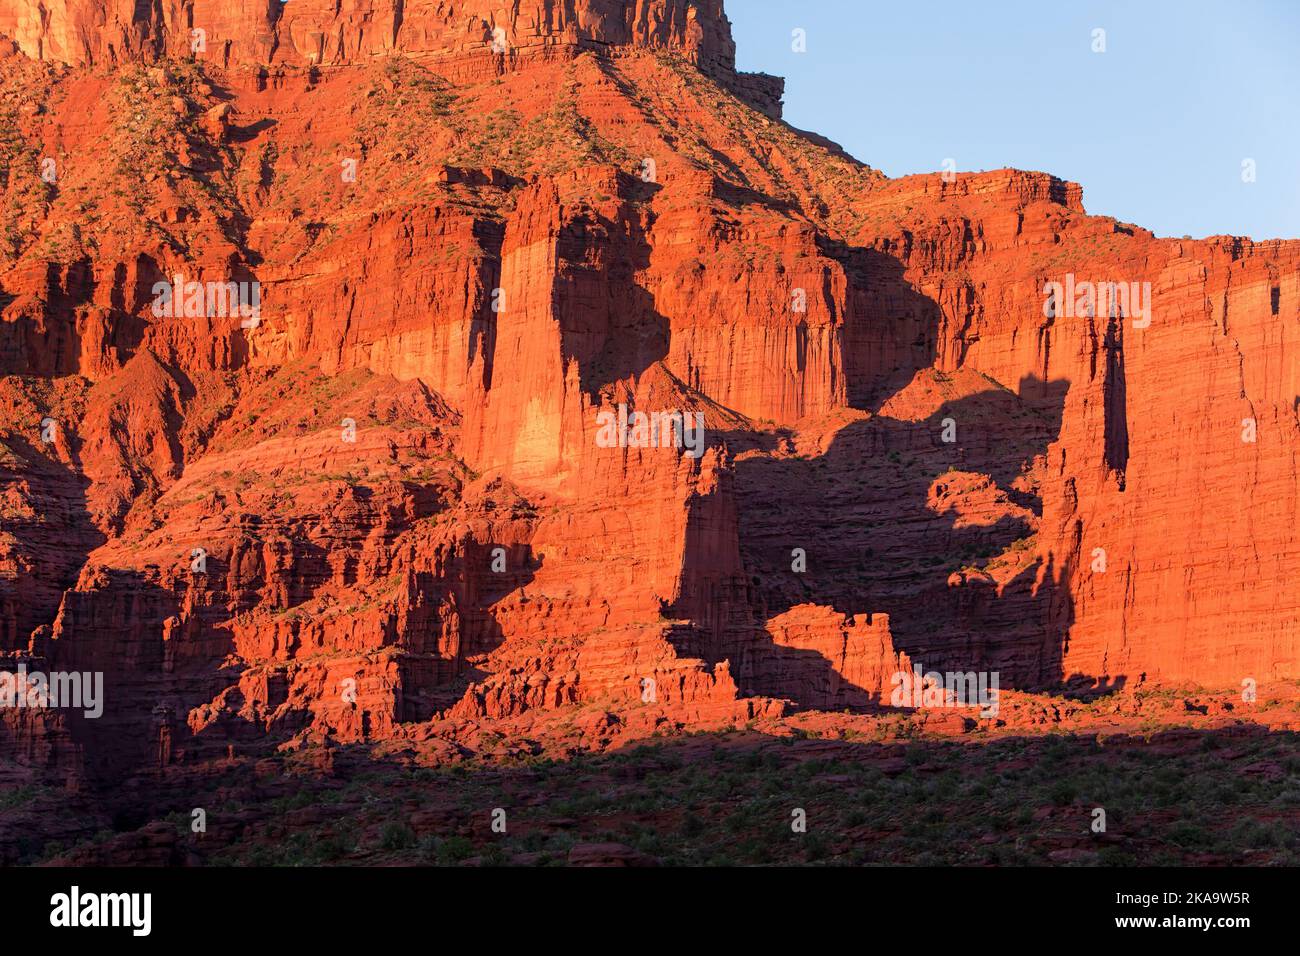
{"left": 0, "top": 0, "right": 1296, "bottom": 799}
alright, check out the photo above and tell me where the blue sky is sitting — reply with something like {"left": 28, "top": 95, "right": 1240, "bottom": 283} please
{"left": 729, "top": 0, "right": 1299, "bottom": 240}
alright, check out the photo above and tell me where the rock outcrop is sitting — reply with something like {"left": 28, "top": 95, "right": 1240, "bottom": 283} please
{"left": 0, "top": 0, "right": 1295, "bottom": 803}
{"left": 0, "top": 0, "right": 783, "bottom": 114}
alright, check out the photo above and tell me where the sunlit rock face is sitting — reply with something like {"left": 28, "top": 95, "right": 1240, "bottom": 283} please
{"left": 0, "top": 0, "right": 1296, "bottom": 799}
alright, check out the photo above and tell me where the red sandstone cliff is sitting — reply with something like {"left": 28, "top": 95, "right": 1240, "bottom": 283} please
{"left": 0, "top": 0, "right": 783, "bottom": 113}
{"left": 0, "top": 0, "right": 1296, "bottom": 787}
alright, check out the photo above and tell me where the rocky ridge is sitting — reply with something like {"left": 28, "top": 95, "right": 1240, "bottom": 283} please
{"left": 0, "top": 0, "right": 1295, "bottom": 809}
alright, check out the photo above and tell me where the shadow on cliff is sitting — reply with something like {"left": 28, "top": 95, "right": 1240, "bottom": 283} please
{"left": 416, "top": 540, "right": 546, "bottom": 715}
{"left": 822, "top": 242, "right": 948, "bottom": 412}
{"left": 36, "top": 558, "right": 249, "bottom": 792}
{"left": 566, "top": 174, "right": 670, "bottom": 397}
{"left": 0, "top": 259, "right": 99, "bottom": 377}
{"left": 722, "top": 374, "right": 1081, "bottom": 708}
{"left": 0, "top": 432, "right": 106, "bottom": 651}
{"left": 15, "top": 521, "right": 545, "bottom": 792}
{"left": 468, "top": 219, "right": 505, "bottom": 391}
{"left": 0, "top": 429, "right": 108, "bottom": 790}
{"left": 467, "top": 170, "right": 666, "bottom": 400}
{"left": 5, "top": 252, "right": 270, "bottom": 377}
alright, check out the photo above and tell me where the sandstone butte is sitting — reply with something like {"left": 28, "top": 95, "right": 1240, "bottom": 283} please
{"left": 0, "top": 0, "right": 1296, "bottom": 799}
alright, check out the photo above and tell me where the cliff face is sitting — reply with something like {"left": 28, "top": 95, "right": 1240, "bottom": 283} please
{"left": 0, "top": 0, "right": 1296, "bottom": 789}
{"left": 0, "top": 0, "right": 783, "bottom": 113}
